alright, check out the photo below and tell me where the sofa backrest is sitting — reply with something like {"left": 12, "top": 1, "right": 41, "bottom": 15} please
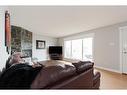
{"left": 31, "top": 64, "right": 76, "bottom": 89}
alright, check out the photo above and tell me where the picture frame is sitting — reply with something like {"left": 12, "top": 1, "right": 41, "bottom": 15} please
{"left": 36, "top": 40, "right": 45, "bottom": 49}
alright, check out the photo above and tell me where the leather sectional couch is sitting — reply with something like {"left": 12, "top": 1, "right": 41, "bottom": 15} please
{"left": 31, "top": 61, "right": 101, "bottom": 89}
{"left": 0, "top": 60, "right": 100, "bottom": 89}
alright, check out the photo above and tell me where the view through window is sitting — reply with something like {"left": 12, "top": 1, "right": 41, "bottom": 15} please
{"left": 64, "top": 40, "right": 71, "bottom": 58}
{"left": 72, "top": 39, "right": 82, "bottom": 60}
{"left": 83, "top": 38, "right": 93, "bottom": 61}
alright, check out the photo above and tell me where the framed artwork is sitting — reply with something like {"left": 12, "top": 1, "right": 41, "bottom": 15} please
{"left": 5, "top": 11, "right": 11, "bottom": 54}
{"left": 36, "top": 40, "right": 46, "bottom": 49}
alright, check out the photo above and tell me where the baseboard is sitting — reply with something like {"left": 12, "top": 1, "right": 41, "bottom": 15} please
{"left": 95, "top": 65, "right": 122, "bottom": 74}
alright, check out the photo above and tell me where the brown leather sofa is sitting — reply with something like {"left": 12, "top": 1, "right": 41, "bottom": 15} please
{"left": 31, "top": 61, "right": 101, "bottom": 89}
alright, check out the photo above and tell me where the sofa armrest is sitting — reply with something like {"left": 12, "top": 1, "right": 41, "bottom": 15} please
{"left": 49, "top": 68, "right": 94, "bottom": 89}
{"left": 72, "top": 61, "right": 93, "bottom": 73}
{"left": 93, "top": 71, "right": 101, "bottom": 89}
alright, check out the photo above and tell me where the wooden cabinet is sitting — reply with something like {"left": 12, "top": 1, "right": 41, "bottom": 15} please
{"left": 49, "top": 54, "right": 63, "bottom": 60}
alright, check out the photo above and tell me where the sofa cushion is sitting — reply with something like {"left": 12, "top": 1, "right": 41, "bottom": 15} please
{"left": 0, "top": 64, "right": 42, "bottom": 89}
{"left": 72, "top": 61, "right": 94, "bottom": 73}
{"left": 5, "top": 56, "right": 12, "bottom": 69}
{"left": 31, "top": 64, "right": 76, "bottom": 89}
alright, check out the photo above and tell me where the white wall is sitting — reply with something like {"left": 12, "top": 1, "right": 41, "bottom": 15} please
{"left": 32, "top": 33, "right": 57, "bottom": 61}
{"left": 58, "top": 21, "right": 127, "bottom": 73}
{"left": 0, "top": 7, "right": 10, "bottom": 70}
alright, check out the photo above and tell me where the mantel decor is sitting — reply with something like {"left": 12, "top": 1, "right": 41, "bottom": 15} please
{"left": 5, "top": 11, "right": 11, "bottom": 54}
{"left": 36, "top": 40, "right": 45, "bottom": 49}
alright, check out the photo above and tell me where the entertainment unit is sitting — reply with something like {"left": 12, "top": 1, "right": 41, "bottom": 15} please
{"left": 49, "top": 46, "right": 63, "bottom": 60}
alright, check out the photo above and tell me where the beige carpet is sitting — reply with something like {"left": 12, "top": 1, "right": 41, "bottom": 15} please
{"left": 95, "top": 68, "right": 127, "bottom": 89}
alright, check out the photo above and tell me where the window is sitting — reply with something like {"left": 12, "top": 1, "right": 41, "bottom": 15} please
{"left": 72, "top": 39, "right": 82, "bottom": 60}
{"left": 64, "top": 40, "right": 71, "bottom": 58}
{"left": 64, "top": 36, "right": 93, "bottom": 61}
{"left": 83, "top": 38, "right": 93, "bottom": 61}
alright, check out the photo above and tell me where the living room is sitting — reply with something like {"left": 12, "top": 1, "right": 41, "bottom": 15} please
{"left": 1, "top": 4, "right": 127, "bottom": 92}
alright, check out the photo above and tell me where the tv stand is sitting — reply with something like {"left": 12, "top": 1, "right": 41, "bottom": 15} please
{"left": 49, "top": 54, "right": 62, "bottom": 60}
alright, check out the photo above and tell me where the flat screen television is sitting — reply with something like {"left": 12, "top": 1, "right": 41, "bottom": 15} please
{"left": 49, "top": 46, "right": 62, "bottom": 54}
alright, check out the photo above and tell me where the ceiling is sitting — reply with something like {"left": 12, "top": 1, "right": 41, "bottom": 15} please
{"left": 9, "top": 6, "right": 127, "bottom": 38}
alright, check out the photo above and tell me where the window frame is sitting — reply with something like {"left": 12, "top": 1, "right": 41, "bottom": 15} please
{"left": 64, "top": 33, "right": 94, "bottom": 61}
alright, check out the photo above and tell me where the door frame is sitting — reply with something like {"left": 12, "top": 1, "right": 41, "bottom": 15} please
{"left": 119, "top": 26, "right": 127, "bottom": 73}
